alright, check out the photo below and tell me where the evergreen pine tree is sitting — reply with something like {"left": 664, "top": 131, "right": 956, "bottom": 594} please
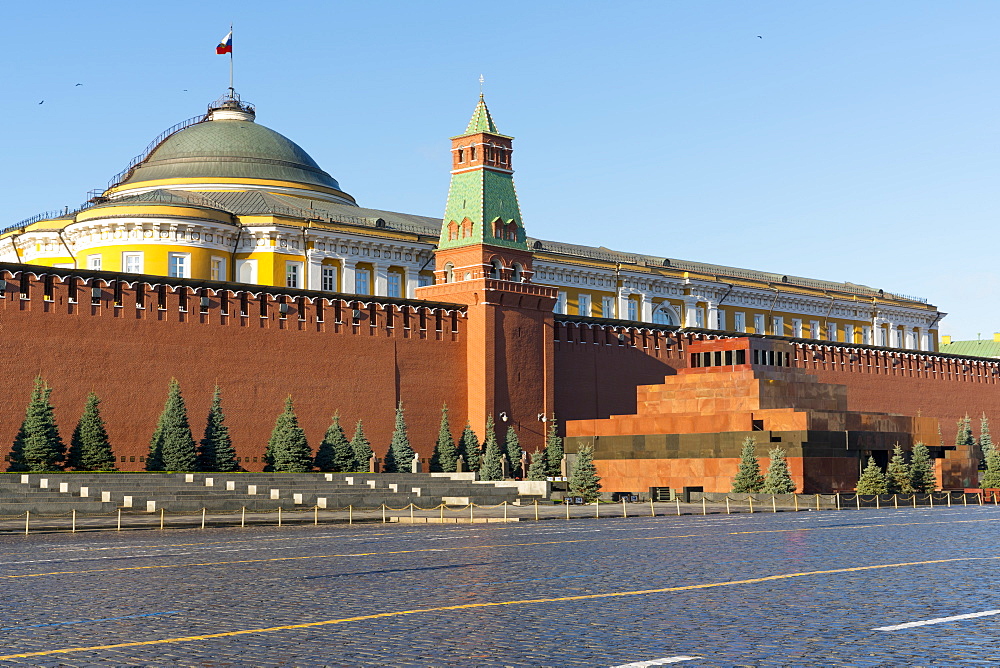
{"left": 479, "top": 415, "right": 503, "bottom": 481}
{"left": 979, "top": 414, "right": 993, "bottom": 471}
{"left": 981, "top": 445, "right": 1000, "bottom": 489}
{"left": 350, "top": 420, "right": 374, "bottom": 470}
{"left": 383, "top": 401, "right": 415, "bottom": 473}
{"left": 731, "top": 437, "right": 764, "bottom": 493}
{"left": 886, "top": 443, "right": 913, "bottom": 494}
{"left": 856, "top": 457, "right": 888, "bottom": 494}
{"left": 762, "top": 447, "right": 796, "bottom": 494}
{"left": 569, "top": 444, "right": 602, "bottom": 502}
{"left": 526, "top": 448, "right": 548, "bottom": 481}
{"left": 544, "top": 417, "right": 564, "bottom": 478}
{"left": 504, "top": 425, "right": 522, "bottom": 478}
{"left": 68, "top": 392, "right": 116, "bottom": 471}
{"left": 458, "top": 422, "right": 480, "bottom": 472}
{"left": 264, "top": 396, "right": 313, "bottom": 472}
{"left": 430, "top": 404, "right": 458, "bottom": 473}
{"left": 956, "top": 414, "right": 975, "bottom": 449}
{"left": 909, "top": 441, "right": 936, "bottom": 492}
{"left": 315, "top": 413, "right": 354, "bottom": 472}
{"left": 147, "top": 379, "right": 198, "bottom": 471}
{"left": 9, "top": 377, "right": 65, "bottom": 472}
{"left": 198, "top": 386, "right": 239, "bottom": 472}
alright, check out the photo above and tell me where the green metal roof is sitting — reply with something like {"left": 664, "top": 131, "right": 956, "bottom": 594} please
{"left": 465, "top": 95, "right": 498, "bottom": 134}
{"left": 121, "top": 118, "right": 346, "bottom": 193}
{"left": 939, "top": 339, "right": 1000, "bottom": 358}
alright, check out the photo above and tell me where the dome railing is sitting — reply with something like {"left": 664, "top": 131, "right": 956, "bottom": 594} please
{"left": 106, "top": 113, "right": 210, "bottom": 191}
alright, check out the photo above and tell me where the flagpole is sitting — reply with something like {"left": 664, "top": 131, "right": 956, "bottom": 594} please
{"left": 228, "top": 24, "right": 234, "bottom": 98}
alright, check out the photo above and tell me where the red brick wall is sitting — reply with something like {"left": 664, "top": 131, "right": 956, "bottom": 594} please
{"left": 0, "top": 270, "right": 468, "bottom": 470}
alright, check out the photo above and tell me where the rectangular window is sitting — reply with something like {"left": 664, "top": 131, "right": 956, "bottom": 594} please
{"left": 578, "top": 293, "right": 592, "bottom": 317}
{"left": 168, "top": 253, "right": 189, "bottom": 278}
{"left": 792, "top": 318, "right": 803, "bottom": 338}
{"left": 716, "top": 310, "right": 726, "bottom": 331}
{"left": 387, "top": 272, "right": 402, "bottom": 298}
{"left": 845, "top": 324, "right": 855, "bottom": 344}
{"left": 418, "top": 274, "right": 433, "bottom": 287}
{"left": 236, "top": 259, "right": 257, "bottom": 284}
{"left": 355, "top": 269, "right": 371, "bottom": 295}
{"left": 810, "top": 320, "right": 821, "bottom": 339}
{"left": 210, "top": 257, "right": 226, "bottom": 282}
{"left": 285, "top": 261, "right": 303, "bottom": 289}
{"left": 863, "top": 325, "right": 872, "bottom": 345}
{"left": 602, "top": 296, "right": 616, "bottom": 318}
{"left": 827, "top": 322, "right": 837, "bottom": 342}
{"left": 555, "top": 291, "right": 568, "bottom": 315}
{"left": 753, "top": 314, "right": 765, "bottom": 334}
{"left": 627, "top": 299, "right": 638, "bottom": 321}
{"left": 122, "top": 252, "right": 142, "bottom": 274}
{"left": 771, "top": 316, "right": 783, "bottom": 336}
{"left": 694, "top": 307, "right": 705, "bottom": 328}
{"left": 734, "top": 312, "right": 746, "bottom": 333}
{"left": 879, "top": 327, "right": 888, "bottom": 347}
{"left": 321, "top": 266, "right": 337, "bottom": 292}
{"left": 87, "top": 254, "right": 102, "bottom": 271}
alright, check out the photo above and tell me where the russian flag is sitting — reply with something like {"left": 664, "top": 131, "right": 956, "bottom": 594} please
{"left": 216, "top": 31, "right": 232, "bottom": 55}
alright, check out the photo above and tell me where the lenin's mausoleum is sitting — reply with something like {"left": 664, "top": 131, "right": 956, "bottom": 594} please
{"left": 2, "top": 93, "right": 998, "bottom": 493}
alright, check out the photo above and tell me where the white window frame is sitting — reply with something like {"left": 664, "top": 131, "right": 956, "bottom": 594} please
{"left": 210, "top": 256, "right": 226, "bottom": 282}
{"left": 236, "top": 259, "right": 257, "bottom": 284}
{"left": 122, "top": 252, "right": 143, "bottom": 274}
{"left": 845, "top": 324, "right": 855, "bottom": 344}
{"left": 578, "top": 293, "right": 592, "bottom": 317}
{"left": 694, "top": 307, "right": 705, "bottom": 328}
{"left": 555, "top": 291, "right": 568, "bottom": 315}
{"left": 321, "top": 266, "right": 337, "bottom": 292}
{"left": 167, "top": 252, "right": 189, "bottom": 279}
{"left": 387, "top": 271, "right": 403, "bottom": 298}
{"left": 792, "top": 318, "right": 803, "bottom": 338}
{"left": 771, "top": 316, "right": 783, "bottom": 336}
{"left": 602, "top": 296, "right": 616, "bottom": 319}
{"left": 734, "top": 312, "right": 746, "bottom": 333}
{"left": 753, "top": 314, "right": 765, "bottom": 334}
{"left": 827, "top": 322, "right": 837, "bottom": 342}
{"left": 810, "top": 320, "right": 821, "bottom": 339}
{"left": 285, "top": 261, "right": 303, "bottom": 289}
{"left": 355, "top": 269, "right": 371, "bottom": 295}
{"left": 627, "top": 299, "right": 638, "bottom": 321}
{"left": 863, "top": 325, "right": 873, "bottom": 345}
{"left": 418, "top": 274, "right": 434, "bottom": 287}
{"left": 716, "top": 310, "right": 726, "bottom": 331}
{"left": 87, "top": 254, "right": 102, "bottom": 271}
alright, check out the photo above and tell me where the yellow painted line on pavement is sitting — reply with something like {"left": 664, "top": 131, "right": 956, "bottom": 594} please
{"left": 2, "top": 517, "right": 998, "bottom": 581}
{"left": 1, "top": 555, "right": 997, "bottom": 660}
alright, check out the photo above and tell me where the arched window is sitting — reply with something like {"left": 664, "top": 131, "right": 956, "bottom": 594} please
{"left": 489, "top": 259, "right": 503, "bottom": 280}
{"left": 447, "top": 221, "right": 459, "bottom": 241}
{"left": 444, "top": 262, "right": 454, "bottom": 284}
{"left": 457, "top": 148, "right": 464, "bottom": 162}
{"left": 462, "top": 219, "right": 472, "bottom": 237}
{"left": 507, "top": 222, "right": 518, "bottom": 241}
{"left": 512, "top": 263, "right": 523, "bottom": 282}
{"left": 652, "top": 305, "right": 678, "bottom": 325}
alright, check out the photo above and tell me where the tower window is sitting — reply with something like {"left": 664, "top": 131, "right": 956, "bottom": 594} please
{"left": 471, "top": 146, "right": 476, "bottom": 160}
{"left": 444, "top": 263, "right": 455, "bottom": 284}
{"left": 458, "top": 148, "right": 464, "bottom": 162}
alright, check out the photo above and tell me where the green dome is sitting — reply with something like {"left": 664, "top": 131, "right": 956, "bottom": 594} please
{"left": 120, "top": 116, "right": 348, "bottom": 196}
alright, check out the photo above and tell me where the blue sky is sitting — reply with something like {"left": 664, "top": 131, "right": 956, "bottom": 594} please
{"left": 2, "top": 1, "right": 996, "bottom": 339}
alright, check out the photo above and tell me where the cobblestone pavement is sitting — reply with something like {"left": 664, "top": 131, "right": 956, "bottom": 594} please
{"left": 0, "top": 506, "right": 998, "bottom": 667}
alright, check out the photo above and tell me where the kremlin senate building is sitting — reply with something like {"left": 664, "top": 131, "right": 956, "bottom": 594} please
{"left": 1, "top": 91, "right": 998, "bottom": 494}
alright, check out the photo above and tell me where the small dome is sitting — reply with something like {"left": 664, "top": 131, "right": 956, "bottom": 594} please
{"left": 114, "top": 107, "right": 352, "bottom": 203}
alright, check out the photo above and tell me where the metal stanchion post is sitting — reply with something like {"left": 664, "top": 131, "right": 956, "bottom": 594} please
{"left": 160, "top": 508, "right": 165, "bottom": 530}
{"left": 117, "top": 508, "right": 121, "bottom": 531}
{"left": 930, "top": 494, "right": 934, "bottom": 509}
{"left": 676, "top": 497, "right": 681, "bottom": 516}
{"left": 504, "top": 501, "right": 508, "bottom": 522}
{"left": 816, "top": 494, "right": 820, "bottom": 511}
{"left": 650, "top": 498, "right": 655, "bottom": 517}
{"left": 702, "top": 497, "right": 706, "bottom": 515}
{"left": 947, "top": 493, "right": 952, "bottom": 508}
{"left": 382, "top": 504, "right": 387, "bottom": 524}
{"left": 963, "top": 493, "right": 967, "bottom": 507}
{"left": 278, "top": 507, "right": 282, "bottom": 527}
{"left": 241, "top": 507, "right": 246, "bottom": 528}
{"left": 534, "top": 499, "right": 539, "bottom": 522}
{"left": 726, "top": 497, "right": 731, "bottom": 514}
{"left": 772, "top": 495, "right": 777, "bottom": 513}
{"left": 350, "top": 505, "right": 353, "bottom": 525}
{"left": 439, "top": 504, "right": 444, "bottom": 523}
{"left": 894, "top": 494, "right": 898, "bottom": 509}
{"left": 876, "top": 495, "right": 880, "bottom": 510}
{"left": 913, "top": 494, "right": 917, "bottom": 509}
{"left": 794, "top": 495, "right": 798, "bottom": 512}
{"left": 470, "top": 504, "right": 474, "bottom": 523}
{"left": 979, "top": 493, "right": 984, "bottom": 506}
{"left": 566, "top": 500, "right": 570, "bottom": 521}
{"left": 25, "top": 511, "right": 29, "bottom": 536}
{"left": 201, "top": 508, "right": 206, "bottom": 530}
{"left": 749, "top": 496, "right": 754, "bottom": 513}
{"left": 856, "top": 495, "right": 860, "bottom": 510}
{"left": 595, "top": 501, "right": 599, "bottom": 519}
{"left": 410, "top": 503, "right": 414, "bottom": 524}
{"left": 72, "top": 509, "right": 76, "bottom": 534}
{"left": 622, "top": 497, "right": 627, "bottom": 518}
{"left": 314, "top": 505, "right": 319, "bottom": 526}
{"left": 835, "top": 493, "right": 840, "bottom": 510}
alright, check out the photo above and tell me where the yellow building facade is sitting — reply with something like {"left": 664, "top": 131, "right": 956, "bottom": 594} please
{"left": 0, "top": 95, "right": 943, "bottom": 351}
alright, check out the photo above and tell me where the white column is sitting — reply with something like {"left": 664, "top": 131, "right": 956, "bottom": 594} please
{"left": 374, "top": 263, "right": 389, "bottom": 297}
{"left": 684, "top": 299, "right": 698, "bottom": 328}
{"left": 342, "top": 260, "right": 356, "bottom": 295}
{"left": 307, "top": 252, "right": 323, "bottom": 292}
{"left": 920, "top": 329, "right": 931, "bottom": 351}
{"left": 904, "top": 327, "right": 915, "bottom": 350}
{"left": 707, "top": 302, "right": 719, "bottom": 329}
{"left": 616, "top": 288, "right": 629, "bottom": 320}
{"left": 405, "top": 267, "right": 419, "bottom": 298}
{"left": 640, "top": 294, "right": 653, "bottom": 322}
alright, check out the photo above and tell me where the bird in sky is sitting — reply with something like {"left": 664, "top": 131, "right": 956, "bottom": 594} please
{"left": 757, "top": 35, "right": 763, "bottom": 39}
{"left": 75, "top": 83, "right": 82, "bottom": 86}
{"left": 38, "top": 100, "right": 44, "bottom": 104}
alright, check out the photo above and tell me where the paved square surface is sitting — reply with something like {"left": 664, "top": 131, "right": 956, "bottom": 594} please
{"left": 0, "top": 507, "right": 997, "bottom": 666}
